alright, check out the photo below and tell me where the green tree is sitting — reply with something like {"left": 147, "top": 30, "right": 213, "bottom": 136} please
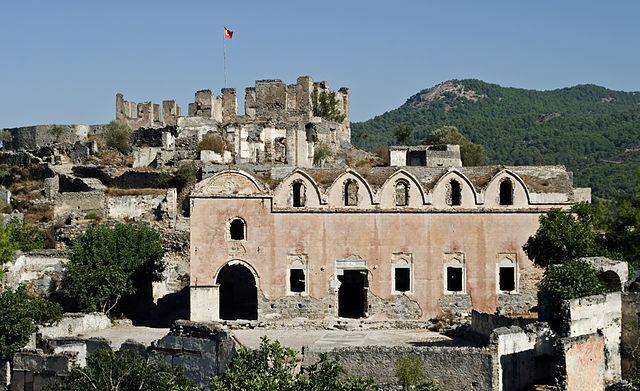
{"left": 158, "top": 165, "right": 197, "bottom": 193}
{"left": 312, "top": 89, "right": 346, "bottom": 122}
{"left": 523, "top": 208, "right": 606, "bottom": 268}
{"left": 393, "top": 124, "right": 414, "bottom": 145}
{"left": 538, "top": 259, "right": 607, "bottom": 324}
{"left": 6, "top": 218, "right": 45, "bottom": 251}
{"left": 0, "top": 222, "right": 16, "bottom": 265}
{"left": 210, "top": 337, "right": 377, "bottom": 391}
{"left": 424, "top": 126, "right": 484, "bottom": 166}
{"left": 105, "top": 120, "right": 133, "bottom": 154}
{"left": 66, "top": 223, "right": 164, "bottom": 315}
{"left": 44, "top": 348, "right": 198, "bottom": 391}
{"left": 0, "top": 285, "right": 62, "bottom": 360}
{"left": 605, "top": 196, "right": 640, "bottom": 271}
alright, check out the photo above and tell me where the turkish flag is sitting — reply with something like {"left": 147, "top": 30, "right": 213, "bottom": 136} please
{"left": 224, "top": 27, "right": 233, "bottom": 39}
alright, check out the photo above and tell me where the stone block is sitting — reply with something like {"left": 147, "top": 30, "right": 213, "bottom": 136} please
{"left": 70, "top": 141, "right": 89, "bottom": 164}
{"left": 133, "top": 147, "right": 161, "bottom": 168}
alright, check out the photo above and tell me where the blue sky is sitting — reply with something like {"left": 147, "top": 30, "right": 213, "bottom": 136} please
{"left": 1, "top": 0, "right": 639, "bottom": 128}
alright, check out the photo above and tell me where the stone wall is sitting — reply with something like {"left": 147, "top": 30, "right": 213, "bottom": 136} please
{"left": 1, "top": 250, "right": 68, "bottom": 298}
{"left": 38, "top": 313, "right": 111, "bottom": 340}
{"left": 621, "top": 292, "right": 640, "bottom": 378}
{"left": 555, "top": 333, "right": 606, "bottom": 391}
{"left": 302, "top": 345, "right": 498, "bottom": 391}
{"left": 561, "top": 292, "right": 622, "bottom": 382}
{"left": 2, "top": 125, "right": 89, "bottom": 151}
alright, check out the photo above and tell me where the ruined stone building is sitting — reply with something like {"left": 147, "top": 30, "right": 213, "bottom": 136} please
{"left": 117, "top": 76, "right": 350, "bottom": 167}
{"left": 189, "top": 159, "right": 591, "bottom": 322}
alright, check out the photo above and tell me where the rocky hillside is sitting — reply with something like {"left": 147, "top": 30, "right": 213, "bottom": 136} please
{"left": 352, "top": 80, "right": 640, "bottom": 199}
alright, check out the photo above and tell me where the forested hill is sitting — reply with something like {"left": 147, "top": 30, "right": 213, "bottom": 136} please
{"left": 351, "top": 79, "right": 640, "bottom": 199}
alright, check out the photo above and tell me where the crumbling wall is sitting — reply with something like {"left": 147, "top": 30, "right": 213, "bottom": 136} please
{"left": 302, "top": 345, "right": 498, "bottom": 391}
{"left": 106, "top": 192, "right": 166, "bottom": 220}
{"left": 38, "top": 313, "right": 111, "bottom": 340}
{"left": 152, "top": 321, "right": 235, "bottom": 387}
{"left": 1, "top": 250, "right": 68, "bottom": 298}
{"left": 555, "top": 333, "right": 606, "bottom": 391}
{"left": 53, "top": 190, "right": 106, "bottom": 218}
{"left": 2, "top": 125, "right": 89, "bottom": 151}
{"left": 10, "top": 351, "right": 76, "bottom": 391}
{"left": 621, "top": 292, "right": 640, "bottom": 378}
{"left": 562, "top": 292, "right": 621, "bottom": 382}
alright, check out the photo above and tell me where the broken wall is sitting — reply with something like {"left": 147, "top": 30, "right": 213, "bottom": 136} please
{"left": 555, "top": 333, "right": 606, "bottom": 391}
{"left": 302, "top": 345, "right": 498, "bottom": 391}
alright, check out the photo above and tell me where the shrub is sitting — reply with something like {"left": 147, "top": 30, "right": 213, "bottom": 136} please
{"left": 313, "top": 142, "right": 334, "bottom": 167}
{"left": 0, "top": 285, "right": 62, "bottom": 360}
{"left": 84, "top": 212, "right": 99, "bottom": 220}
{"left": 66, "top": 223, "right": 164, "bottom": 315}
{"left": 197, "top": 133, "right": 226, "bottom": 153}
{"left": 158, "top": 165, "right": 197, "bottom": 193}
{"left": 6, "top": 217, "right": 45, "bottom": 251}
{"left": 105, "top": 120, "right": 133, "bottom": 154}
{"left": 49, "top": 125, "right": 64, "bottom": 141}
{"left": 394, "top": 355, "right": 438, "bottom": 391}
{"left": 44, "top": 348, "right": 197, "bottom": 391}
{"left": 210, "top": 337, "right": 377, "bottom": 391}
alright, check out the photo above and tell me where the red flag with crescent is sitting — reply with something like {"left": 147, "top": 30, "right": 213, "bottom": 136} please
{"left": 224, "top": 27, "right": 233, "bottom": 39}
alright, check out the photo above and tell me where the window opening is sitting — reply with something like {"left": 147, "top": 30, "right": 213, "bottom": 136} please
{"left": 499, "top": 266, "right": 516, "bottom": 292}
{"left": 395, "top": 268, "right": 410, "bottom": 292}
{"left": 450, "top": 180, "right": 461, "bottom": 206}
{"left": 293, "top": 182, "right": 305, "bottom": 207}
{"left": 500, "top": 180, "right": 513, "bottom": 205}
{"left": 395, "top": 181, "right": 408, "bottom": 206}
{"left": 446, "top": 266, "right": 463, "bottom": 292}
{"left": 344, "top": 180, "right": 358, "bottom": 206}
{"left": 289, "top": 269, "right": 306, "bottom": 293}
{"left": 230, "top": 218, "right": 245, "bottom": 240}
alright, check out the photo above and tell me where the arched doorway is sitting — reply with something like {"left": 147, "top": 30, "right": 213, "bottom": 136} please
{"left": 216, "top": 263, "right": 258, "bottom": 320}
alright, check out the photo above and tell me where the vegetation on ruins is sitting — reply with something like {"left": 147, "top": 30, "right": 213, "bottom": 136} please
{"left": 0, "top": 129, "right": 12, "bottom": 143}
{"left": 66, "top": 223, "right": 164, "bottom": 315}
{"left": 158, "top": 164, "right": 197, "bottom": 194}
{"left": 537, "top": 259, "right": 607, "bottom": 322}
{"left": 44, "top": 348, "right": 197, "bottom": 391}
{"left": 352, "top": 80, "right": 640, "bottom": 199}
{"left": 6, "top": 217, "right": 46, "bottom": 251}
{"left": 313, "top": 141, "right": 335, "bottom": 167}
{"left": 209, "top": 337, "right": 377, "bottom": 391}
{"left": 312, "top": 88, "right": 346, "bottom": 123}
{"left": 393, "top": 124, "right": 414, "bottom": 145}
{"left": 197, "top": 133, "right": 227, "bottom": 154}
{"left": 423, "top": 125, "right": 485, "bottom": 166}
{"left": 0, "top": 284, "right": 62, "bottom": 361}
{"left": 49, "top": 124, "right": 64, "bottom": 142}
{"left": 394, "top": 355, "right": 439, "bottom": 391}
{"left": 105, "top": 120, "right": 133, "bottom": 154}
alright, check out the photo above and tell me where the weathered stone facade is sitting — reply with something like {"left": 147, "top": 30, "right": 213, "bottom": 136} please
{"left": 189, "top": 165, "right": 590, "bottom": 322}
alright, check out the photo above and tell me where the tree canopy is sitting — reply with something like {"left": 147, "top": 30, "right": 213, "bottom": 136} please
{"left": 44, "top": 348, "right": 197, "bottom": 391}
{"left": 0, "top": 285, "right": 62, "bottom": 360}
{"left": 66, "top": 223, "right": 164, "bottom": 315}
{"left": 393, "top": 124, "right": 414, "bottom": 145}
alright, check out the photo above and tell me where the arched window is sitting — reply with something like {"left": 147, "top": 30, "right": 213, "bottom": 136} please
{"left": 230, "top": 218, "right": 245, "bottom": 240}
{"left": 344, "top": 180, "right": 358, "bottom": 206}
{"left": 293, "top": 182, "right": 305, "bottom": 207}
{"left": 499, "top": 180, "right": 513, "bottom": 205}
{"left": 450, "top": 180, "right": 461, "bottom": 206}
{"left": 395, "top": 181, "right": 408, "bottom": 206}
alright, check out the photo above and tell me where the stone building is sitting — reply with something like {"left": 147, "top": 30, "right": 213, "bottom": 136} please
{"left": 117, "top": 76, "right": 350, "bottom": 167}
{"left": 189, "top": 162, "right": 591, "bottom": 322}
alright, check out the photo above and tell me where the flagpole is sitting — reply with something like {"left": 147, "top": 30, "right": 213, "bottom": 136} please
{"left": 223, "top": 28, "right": 227, "bottom": 88}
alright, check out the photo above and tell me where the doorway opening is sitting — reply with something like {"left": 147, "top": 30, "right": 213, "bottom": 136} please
{"left": 338, "top": 270, "right": 368, "bottom": 318}
{"left": 216, "top": 263, "right": 258, "bottom": 320}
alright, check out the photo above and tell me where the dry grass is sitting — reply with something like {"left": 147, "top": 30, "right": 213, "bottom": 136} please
{"left": 10, "top": 180, "right": 44, "bottom": 201}
{"left": 89, "top": 149, "right": 133, "bottom": 167}
{"left": 105, "top": 188, "right": 167, "bottom": 196}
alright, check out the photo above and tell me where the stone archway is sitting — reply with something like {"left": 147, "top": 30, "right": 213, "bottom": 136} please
{"left": 216, "top": 263, "right": 258, "bottom": 320}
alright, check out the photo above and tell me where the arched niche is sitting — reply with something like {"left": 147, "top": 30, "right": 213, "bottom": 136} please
{"left": 378, "top": 170, "right": 426, "bottom": 208}
{"left": 327, "top": 171, "right": 374, "bottom": 208}
{"left": 430, "top": 170, "right": 478, "bottom": 209}
{"left": 273, "top": 170, "right": 322, "bottom": 208}
{"left": 191, "top": 169, "right": 264, "bottom": 197}
{"left": 483, "top": 170, "right": 531, "bottom": 208}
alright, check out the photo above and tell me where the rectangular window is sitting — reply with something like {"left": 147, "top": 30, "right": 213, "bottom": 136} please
{"left": 499, "top": 266, "right": 516, "bottom": 292}
{"left": 446, "top": 266, "right": 463, "bottom": 292}
{"left": 289, "top": 269, "right": 306, "bottom": 293}
{"left": 394, "top": 268, "right": 410, "bottom": 292}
